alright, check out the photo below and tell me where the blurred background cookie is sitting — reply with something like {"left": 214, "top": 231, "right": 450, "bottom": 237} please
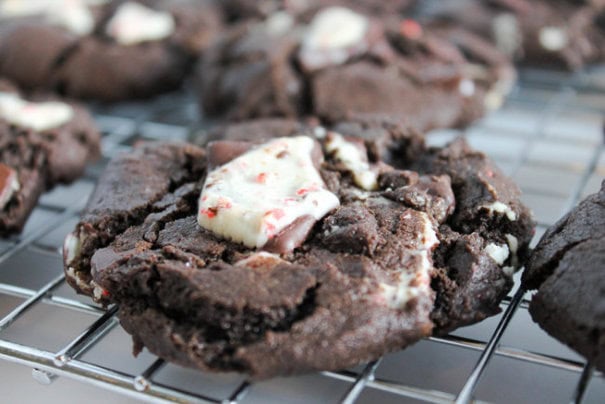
{"left": 0, "top": 0, "right": 224, "bottom": 101}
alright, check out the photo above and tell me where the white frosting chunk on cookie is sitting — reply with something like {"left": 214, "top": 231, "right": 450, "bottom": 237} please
{"left": 325, "top": 132, "right": 377, "bottom": 191}
{"left": 198, "top": 136, "right": 340, "bottom": 249}
{"left": 539, "top": 26, "right": 569, "bottom": 51}
{"left": 377, "top": 211, "right": 438, "bottom": 308}
{"left": 484, "top": 242, "right": 510, "bottom": 265}
{"left": 300, "top": 6, "right": 368, "bottom": 65}
{"left": 0, "top": 0, "right": 102, "bottom": 35}
{"left": 106, "top": 2, "right": 175, "bottom": 45}
{"left": 481, "top": 201, "right": 517, "bottom": 221}
{"left": 0, "top": 92, "right": 74, "bottom": 131}
{"left": 47, "top": 1, "right": 95, "bottom": 36}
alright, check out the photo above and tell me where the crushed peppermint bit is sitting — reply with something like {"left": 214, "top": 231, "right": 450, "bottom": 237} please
{"left": 197, "top": 136, "right": 340, "bottom": 249}
{"left": 400, "top": 19, "right": 422, "bottom": 40}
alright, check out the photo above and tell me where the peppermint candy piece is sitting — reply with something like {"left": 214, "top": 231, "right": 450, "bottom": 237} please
{"left": 198, "top": 136, "right": 340, "bottom": 251}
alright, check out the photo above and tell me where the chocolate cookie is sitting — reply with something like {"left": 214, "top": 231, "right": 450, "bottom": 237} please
{"left": 197, "top": 6, "right": 515, "bottom": 132}
{"left": 0, "top": 79, "right": 100, "bottom": 235}
{"left": 63, "top": 118, "right": 534, "bottom": 378}
{"left": 0, "top": 0, "right": 223, "bottom": 101}
{"left": 425, "top": 0, "right": 605, "bottom": 70}
{"left": 221, "top": 0, "right": 418, "bottom": 21}
{"left": 523, "top": 181, "right": 605, "bottom": 370}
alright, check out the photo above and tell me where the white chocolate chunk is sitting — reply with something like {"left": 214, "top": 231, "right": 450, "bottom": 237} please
{"left": 458, "top": 79, "right": 476, "bottom": 97}
{"left": 91, "top": 280, "right": 106, "bottom": 300}
{"left": 505, "top": 234, "right": 518, "bottom": 255}
{"left": 376, "top": 212, "right": 437, "bottom": 308}
{"left": 106, "top": 2, "right": 175, "bottom": 45}
{"left": 300, "top": 6, "right": 368, "bottom": 65}
{"left": 198, "top": 136, "right": 340, "bottom": 249}
{"left": 505, "top": 233, "right": 519, "bottom": 267}
{"left": 481, "top": 201, "right": 517, "bottom": 221}
{"left": 325, "top": 132, "right": 377, "bottom": 191}
{"left": 264, "top": 11, "right": 294, "bottom": 36}
{"left": 313, "top": 126, "right": 327, "bottom": 139}
{"left": 539, "top": 26, "right": 569, "bottom": 52}
{"left": 492, "top": 13, "right": 522, "bottom": 57}
{"left": 63, "top": 232, "right": 82, "bottom": 266}
{"left": 484, "top": 242, "right": 510, "bottom": 265}
{"left": 0, "top": 92, "right": 73, "bottom": 131}
{"left": 65, "top": 266, "right": 106, "bottom": 300}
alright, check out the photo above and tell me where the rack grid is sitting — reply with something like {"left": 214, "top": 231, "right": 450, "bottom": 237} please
{"left": 0, "top": 68, "right": 604, "bottom": 403}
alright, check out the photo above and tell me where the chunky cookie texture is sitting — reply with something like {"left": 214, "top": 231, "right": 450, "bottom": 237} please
{"left": 197, "top": 6, "right": 515, "bottom": 132}
{"left": 64, "top": 118, "right": 534, "bottom": 378}
{"left": 523, "top": 182, "right": 605, "bottom": 371}
{"left": 426, "top": 0, "right": 605, "bottom": 70}
{"left": 0, "top": 0, "right": 223, "bottom": 100}
{"left": 0, "top": 79, "right": 100, "bottom": 235}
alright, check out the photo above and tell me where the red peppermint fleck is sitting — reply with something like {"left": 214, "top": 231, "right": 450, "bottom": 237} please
{"left": 102, "top": 289, "right": 110, "bottom": 297}
{"left": 284, "top": 197, "right": 297, "bottom": 206}
{"left": 296, "top": 183, "right": 319, "bottom": 196}
{"left": 256, "top": 172, "right": 267, "bottom": 183}
{"left": 217, "top": 198, "right": 232, "bottom": 209}
{"left": 400, "top": 19, "right": 422, "bottom": 40}
{"left": 200, "top": 207, "right": 217, "bottom": 218}
{"left": 265, "top": 208, "right": 285, "bottom": 220}
{"left": 265, "top": 222, "right": 276, "bottom": 237}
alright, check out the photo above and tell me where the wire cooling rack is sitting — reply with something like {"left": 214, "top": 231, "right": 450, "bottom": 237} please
{"left": 0, "top": 68, "right": 604, "bottom": 404}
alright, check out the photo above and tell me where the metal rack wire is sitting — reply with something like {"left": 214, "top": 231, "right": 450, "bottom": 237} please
{"left": 0, "top": 68, "right": 603, "bottom": 403}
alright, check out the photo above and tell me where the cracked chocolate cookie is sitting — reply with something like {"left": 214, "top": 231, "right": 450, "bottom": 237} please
{"left": 523, "top": 181, "right": 605, "bottom": 370}
{"left": 196, "top": 6, "right": 515, "bottom": 132}
{"left": 0, "top": 0, "right": 223, "bottom": 101}
{"left": 63, "top": 118, "right": 534, "bottom": 378}
{"left": 0, "top": 79, "right": 100, "bottom": 235}
{"left": 425, "top": 0, "right": 605, "bottom": 70}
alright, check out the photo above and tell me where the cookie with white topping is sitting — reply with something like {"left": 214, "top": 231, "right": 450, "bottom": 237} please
{"left": 0, "top": 79, "right": 100, "bottom": 236}
{"left": 0, "top": 0, "right": 224, "bottom": 100}
{"left": 63, "top": 118, "right": 534, "bottom": 378}
{"left": 197, "top": 5, "right": 515, "bottom": 131}
{"left": 425, "top": 0, "right": 605, "bottom": 70}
